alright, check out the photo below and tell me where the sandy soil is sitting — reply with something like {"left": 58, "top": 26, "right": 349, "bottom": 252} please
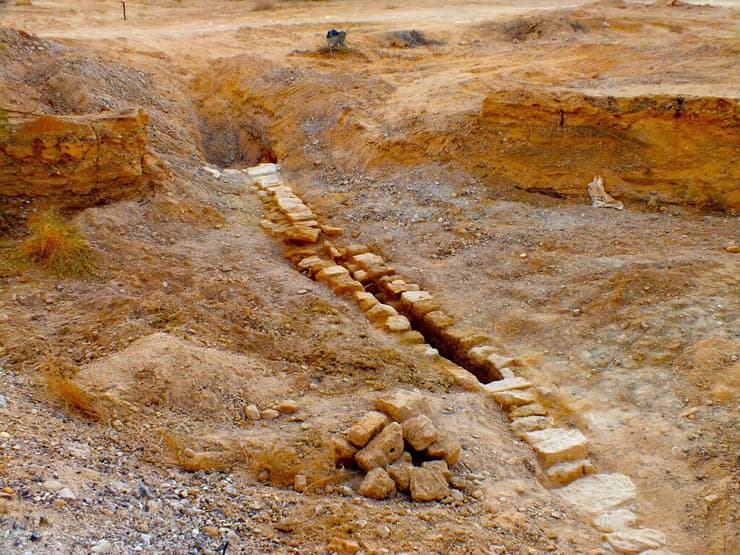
{"left": 0, "top": 1, "right": 738, "bottom": 554}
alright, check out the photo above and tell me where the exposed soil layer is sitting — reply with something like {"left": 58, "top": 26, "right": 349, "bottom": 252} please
{"left": 0, "top": 1, "right": 738, "bottom": 554}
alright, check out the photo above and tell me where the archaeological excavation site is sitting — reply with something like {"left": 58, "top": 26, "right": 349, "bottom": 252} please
{"left": 0, "top": 0, "right": 737, "bottom": 554}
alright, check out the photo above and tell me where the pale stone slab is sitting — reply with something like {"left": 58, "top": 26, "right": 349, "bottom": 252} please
{"left": 605, "top": 529, "right": 666, "bottom": 554}
{"left": 523, "top": 428, "right": 588, "bottom": 466}
{"left": 400, "top": 290, "right": 433, "bottom": 307}
{"left": 283, "top": 225, "right": 320, "bottom": 245}
{"left": 401, "top": 414, "right": 438, "bottom": 451}
{"left": 352, "top": 252, "right": 385, "bottom": 269}
{"left": 297, "top": 255, "right": 323, "bottom": 271}
{"left": 483, "top": 377, "right": 531, "bottom": 394}
{"left": 468, "top": 345, "right": 497, "bottom": 366}
{"left": 315, "top": 265, "right": 350, "bottom": 283}
{"left": 492, "top": 388, "right": 537, "bottom": 408}
{"left": 592, "top": 508, "right": 638, "bottom": 533}
{"left": 544, "top": 458, "right": 595, "bottom": 486}
{"left": 486, "top": 353, "right": 516, "bottom": 370}
{"left": 365, "top": 303, "right": 398, "bottom": 324}
{"left": 557, "top": 473, "right": 636, "bottom": 514}
{"left": 247, "top": 163, "right": 280, "bottom": 177}
{"left": 510, "top": 415, "right": 555, "bottom": 437}
{"left": 385, "top": 315, "right": 411, "bottom": 332}
{"left": 375, "top": 390, "right": 431, "bottom": 422}
{"left": 353, "top": 291, "right": 378, "bottom": 311}
{"left": 509, "top": 403, "right": 548, "bottom": 418}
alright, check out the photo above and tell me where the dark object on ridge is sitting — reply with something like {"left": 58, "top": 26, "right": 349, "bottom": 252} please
{"left": 388, "top": 30, "right": 442, "bottom": 48}
{"left": 326, "top": 28, "right": 348, "bottom": 48}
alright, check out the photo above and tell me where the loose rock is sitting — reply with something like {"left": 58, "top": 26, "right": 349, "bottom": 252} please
{"left": 355, "top": 422, "right": 404, "bottom": 471}
{"left": 410, "top": 466, "right": 450, "bottom": 502}
{"left": 605, "top": 528, "right": 667, "bottom": 554}
{"left": 401, "top": 414, "right": 438, "bottom": 451}
{"left": 348, "top": 411, "right": 391, "bottom": 448}
{"left": 358, "top": 468, "right": 397, "bottom": 500}
{"left": 375, "top": 390, "right": 431, "bottom": 422}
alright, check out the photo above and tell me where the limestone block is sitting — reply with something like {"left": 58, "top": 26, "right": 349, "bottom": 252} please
{"left": 510, "top": 415, "right": 555, "bottom": 438}
{"left": 409, "top": 466, "right": 450, "bottom": 502}
{"left": 283, "top": 246, "right": 317, "bottom": 265}
{"left": 398, "top": 330, "right": 425, "bottom": 345}
{"left": 375, "top": 390, "right": 431, "bottom": 422}
{"left": 331, "top": 276, "right": 365, "bottom": 296}
{"left": 468, "top": 345, "right": 498, "bottom": 366}
{"left": 326, "top": 537, "right": 359, "bottom": 555}
{"left": 283, "top": 225, "right": 320, "bottom": 245}
{"left": 315, "top": 265, "right": 350, "bottom": 284}
{"left": 247, "top": 163, "right": 280, "bottom": 177}
{"left": 592, "top": 508, "right": 638, "bottom": 533}
{"left": 384, "top": 315, "right": 412, "bottom": 332}
{"left": 544, "top": 459, "right": 595, "bottom": 486}
{"left": 352, "top": 252, "right": 385, "bottom": 269}
{"left": 383, "top": 279, "right": 420, "bottom": 300}
{"left": 523, "top": 428, "right": 589, "bottom": 466}
{"left": 605, "top": 529, "right": 666, "bottom": 554}
{"left": 483, "top": 377, "right": 531, "bottom": 394}
{"left": 499, "top": 367, "right": 516, "bottom": 379}
{"left": 275, "top": 196, "right": 306, "bottom": 213}
{"left": 285, "top": 207, "right": 316, "bottom": 223}
{"left": 308, "top": 260, "right": 334, "bottom": 277}
{"left": 353, "top": 291, "right": 378, "bottom": 311}
{"left": 345, "top": 244, "right": 369, "bottom": 256}
{"left": 387, "top": 455, "right": 413, "bottom": 492}
{"left": 557, "top": 473, "right": 637, "bottom": 514}
{"left": 424, "top": 432, "right": 462, "bottom": 465}
{"left": 401, "top": 414, "right": 438, "bottom": 451}
{"left": 422, "top": 311, "right": 455, "bottom": 332}
{"left": 492, "top": 388, "right": 537, "bottom": 408}
{"left": 268, "top": 185, "right": 294, "bottom": 196}
{"left": 352, "top": 269, "right": 371, "bottom": 283}
{"left": 365, "top": 303, "right": 398, "bottom": 324}
{"left": 365, "top": 263, "right": 395, "bottom": 280}
{"left": 355, "top": 422, "right": 404, "bottom": 472}
{"left": 399, "top": 290, "right": 433, "bottom": 310}
{"left": 358, "top": 468, "right": 397, "bottom": 500}
{"left": 347, "top": 411, "right": 391, "bottom": 448}
{"left": 509, "top": 403, "right": 548, "bottom": 418}
{"left": 297, "top": 255, "right": 324, "bottom": 271}
{"left": 486, "top": 353, "right": 516, "bottom": 370}
{"left": 422, "top": 460, "right": 451, "bottom": 482}
{"left": 320, "top": 224, "right": 344, "bottom": 237}
{"left": 438, "top": 359, "right": 483, "bottom": 391}
{"left": 442, "top": 325, "right": 489, "bottom": 355}
{"left": 410, "top": 298, "right": 441, "bottom": 318}
{"left": 330, "top": 436, "right": 358, "bottom": 467}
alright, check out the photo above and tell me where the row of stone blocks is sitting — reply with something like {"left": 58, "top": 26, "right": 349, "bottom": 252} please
{"left": 245, "top": 164, "right": 597, "bottom": 489}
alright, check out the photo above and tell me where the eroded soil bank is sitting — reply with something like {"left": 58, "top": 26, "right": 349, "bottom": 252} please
{"left": 0, "top": 1, "right": 738, "bottom": 554}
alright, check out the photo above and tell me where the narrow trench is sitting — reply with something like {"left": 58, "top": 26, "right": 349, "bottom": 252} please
{"left": 363, "top": 278, "right": 504, "bottom": 385}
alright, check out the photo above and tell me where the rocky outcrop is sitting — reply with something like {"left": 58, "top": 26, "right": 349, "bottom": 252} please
{"left": 0, "top": 108, "right": 154, "bottom": 211}
{"left": 480, "top": 90, "right": 739, "bottom": 210}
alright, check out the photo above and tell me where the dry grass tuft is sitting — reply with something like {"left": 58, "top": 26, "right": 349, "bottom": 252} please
{"left": 17, "top": 210, "right": 94, "bottom": 278}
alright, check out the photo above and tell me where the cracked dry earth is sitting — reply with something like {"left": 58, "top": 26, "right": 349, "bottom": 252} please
{"left": 1, "top": 1, "right": 739, "bottom": 554}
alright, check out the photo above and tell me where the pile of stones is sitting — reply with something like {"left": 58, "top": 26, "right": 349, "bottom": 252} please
{"left": 330, "top": 390, "right": 462, "bottom": 502}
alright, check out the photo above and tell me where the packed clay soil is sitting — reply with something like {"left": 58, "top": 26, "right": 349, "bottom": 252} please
{"left": 0, "top": 1, "right": 738, "bottom": 554}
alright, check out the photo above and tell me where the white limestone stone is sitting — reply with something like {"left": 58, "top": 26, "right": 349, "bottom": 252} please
{"left": 523, "top": 428, "right": 588, "bottom": 466}
{"left": 557, "top": 473, "right": 636, "bottom": 514}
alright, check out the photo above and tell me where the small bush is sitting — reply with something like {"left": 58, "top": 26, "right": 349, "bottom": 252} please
{"left": 18, "top": 209, "right": 94, "bottom": 278}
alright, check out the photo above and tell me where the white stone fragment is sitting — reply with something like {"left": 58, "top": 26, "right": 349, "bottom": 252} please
{"left": 523, "top": 428, "right": 589, "bottom": 466}
{"left": 593, "top": 508, "right": 638, "bottom": 532}
{"left": 557, "top": 473, "right": 636, "bottom": 514}
{"left": 605, "top": 528, "right": 667, "bottom": 554}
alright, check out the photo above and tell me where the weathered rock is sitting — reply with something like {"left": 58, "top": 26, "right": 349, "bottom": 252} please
{"left": 410, "top": 466, "right": 450, "bottom": 502}
{"left": 387, "top": 454, "right": 413, "bottom": 492}
{"left": 351, "top": 252, "right": 385, "bottom": 269}
{"left": 468, "top": 345, "right": 498, "bottom": 366}
{"left": 326, "top": 537, "right": 360, "bottom": 555}
{"left": 384, "top": 314, "right": 412, "bottom": 332}
{"left": 365, "top": 303, "right": 398, "bottom": 324}
{"left": 353, "top": 291, "right": 378, "bottom": 311}
{"left": 57, "top": 487, "right": 76, "bottom": 500}
{"left": 523, "top": 428, "right": 588, "bottom": 466}
{"left": 277, "top": 399, "right": 299, "bottom": 414}
{"left": 375, "top": 390, "right": 431, "bottom": 422}
{"left": 355, "top": 422, "right": 404, "bottom": 471}
{"left": 424, "top": 432, "right": 462, "bottom": 465}
{"left": 283, "top": 225, "right": 320, "bottom": 245}
{"left": 297, "top": 255, "right": 324, "bottom": 272}
{"left": 244, "top": 404, "right": 261, "bottom": 421}
{"left": 90, "top": 539, "right": 113, "bottom": 554}
{"left": 347, "top": 411, "right": 390, "bottom": 448}
{"left": 422, "top": 460, "right": 451, "bottom": 482}
{"left": 319, "top": 223, "right": 344, "bottom": 237}
{"left": 410, "top": 298, "right": 441, "bottom": 318}
{"left": 543, "top": 459, "right": 595, "bottom": 486}
{"left": 422, "top": 310, "right": 455, "bottom": 332}
{"left": 246, "top": 163, "right": 279, "bottom": 177}
{"left": 509, "top": 403, "right": 548, "bottom": 418}
{"left": 358, "top": 468, "right": 397, "bottom": 499}
{"left": 592, "top": 508, "right": 638, "bottom": 533}
{"left": 261, "top": 408, "right": 280, "bottom": 420}
{"left": 557, "top": 473, "right": 637, "bottom": 514}
{"left": 486, "top": 353, "right": 516, "bottom": 370}
{"left": 330, "top": 436, "right": 358, "bottom": 467}
{"left": 510, "top": 415, "right": 555, "bottom": 437}
{"left": 492, "top": 388, "right": 537, "bottom": 408}
{"left": 315, "top": 265, "right": 350, "bottom": 284}
{"left": 483, "top": 377, "right": 532, "bottom": 394}
{"left": 401, "top": 414, "right": 438, "bottom": 451}
{"left": 398, "top": 330, "right": 426, "bottom": 345}
{"left": 640, "top": 550, "right": 682, "bottom": 555}
{"left": 605, "top": 529, "right": 666, "bottom": 554}
{"left": 399, "top": 290, "right": 433, "bottom": 310}
{"left": 293, "top": 474, "right": 308, "bottom": 493}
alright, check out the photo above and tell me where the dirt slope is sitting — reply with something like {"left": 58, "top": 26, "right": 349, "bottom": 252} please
{"left": 0, "top": 1, "right": 738, "bottom": 554}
